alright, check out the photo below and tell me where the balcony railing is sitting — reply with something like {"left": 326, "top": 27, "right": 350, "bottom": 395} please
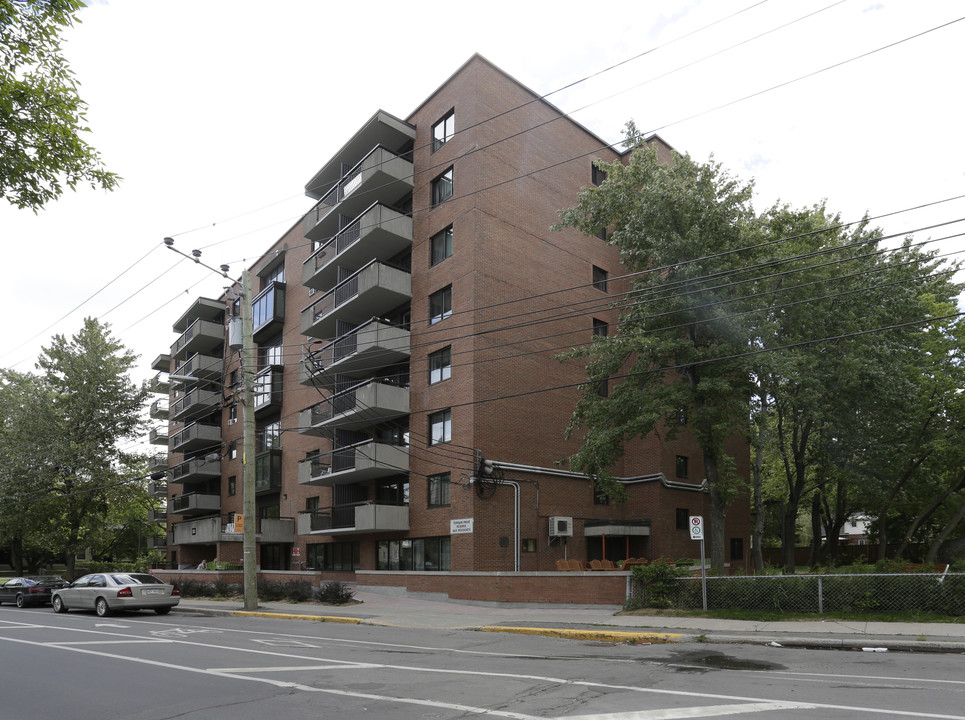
{"left": 147, "top": 535, "right": 167, "bottom": 549}
{"left": 148, "top": 480, "right": 167, "bottom": 497}
{"left": 173, "top": 352, "right": 222, "bottom": 380}
{"left": 148, "top": 372, "right": 170, "bottom": 394}
{"left": 169, "top": 455, "right": 220, "bottom": 483}
{"left": 300, "top": 320, "right": 410, "bottom": 380}
{"left": 149, "top": 426, "right": 169, "bottom": 445}
{"left": 147, "top": 508, "right": 167, "bottom": 523}
{"left": 149, "top": 398, "right": 169, "bottom": 420}
{"left": 170, "top": 387, "right": 221, "bottom": 422}
{"left": 148, "top": 453, "right": 167, "bottom": 471}
{"left": 297, "top": 441, "right": 409, "bottom": 486}
{"left": 170, "top": 492, "right": 221, "bottom": 516}
{"left": 301, "top": 260, "right": 411, "bottom": 339}
{"left": 169, "top": 421, "right": 221, "bottom": 453}
{"left": 171, "top": 514, "right": 294, "bottom": 545}
{"left": 302, "top": 203, "right": 412, "bottom": 291}
{"left": 303, "top": 145, "right": 414, "bottom": 242}
{"left": 171, "top": 318, "right": 223, "bottom": 360}
{"left": 297, "top": 501, "right": 409, "bottom": 535}
{"left": 299, "top": 378, "right": 409, "bottom": 434}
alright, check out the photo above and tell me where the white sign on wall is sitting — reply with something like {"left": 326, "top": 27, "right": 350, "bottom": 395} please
{"left": 450, "top": 518, "right": 474, "bottom": 534}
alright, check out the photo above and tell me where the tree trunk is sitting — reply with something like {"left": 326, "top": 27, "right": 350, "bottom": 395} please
{"left": 751, "top": 395, "right": 767, "bottom": 573}
{"left": 808, "top": 493, "right": 823, "bottom": 568}
{"left": 704, "top": 448, "right": 727, "bottom": 574}
{"left": 893, "top": 472, "right": 965, "bottom": 560}
{"left": 924, "top": 497, "right": 965, "bottom": 564}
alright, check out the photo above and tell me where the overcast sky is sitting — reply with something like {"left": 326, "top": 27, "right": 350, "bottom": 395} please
{"left": 3, "top": 0, "right": 963, "bottom": 384}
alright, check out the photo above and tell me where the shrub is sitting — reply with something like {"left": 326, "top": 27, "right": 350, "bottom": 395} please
{"left": 315, "top": 581, "right": 355, "bottom": 605}
{"left": 630, "top": 558, "right": 691, "bottom": 608}
{"left": 175, "top": 579, "right": 209, "bottom": 598}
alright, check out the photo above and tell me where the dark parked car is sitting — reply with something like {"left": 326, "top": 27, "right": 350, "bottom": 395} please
{"left": 51, "top": 573, "right": 180, "bottom": 616}
{"left": 0, "top": 576, "right": 70, "bottom": 607}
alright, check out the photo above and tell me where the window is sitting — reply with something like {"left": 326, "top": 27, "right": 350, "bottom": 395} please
{"left": 307, "top": 541, "right": 360, "bottom": 571}
{"left": 228, "top": 476, "right": 236, "bottom": 496}
{"left": 676, "top": 455, "right": 689, "bottom": 479}
{"left": 592, "top": 163, "right": 608, "bottom": 185}
{"left": 261, "top": 260, "right": 285, "bottom": 288}
{"left": 306, "top": 496, "right": 320, "bottom": 512}
{"left": 228, "top": 404, "right": 238, "bottom": 425}
{"left": 675, "top": 508, "right": 689, "bottom": 530}
{"left": 228, "top": 441, "right": 237, "bottom": 460}
{"left": 432, "top": 110, "right": 455, "bottom": 152}
{"left": 377, "top": 537, "right": 451, "bottom": 571}
{"left": 521, "top": 538, "right": 537, "bottom": 553}
{"left": 259, "top": 340, "right": 283, "bottom": 367}
{"left": 429, "top": 285, "right": 452, "bottom": 324}
{"left": 259, "top": 420, "right": 281, "bottom": 451}
{"left": 430, "top": 226, "right": 453, "bottom": 266}
{"left": 431, "top": 167, "right": 453, "bottom": 206}
{"left": 429, "top": 409, "right": 451, "bottom": 445}
{"left": 592, "top": 265, "right": 608, "bottom": 292}
{"left": 730, "top": 537, "right": 744, "bottom": 561}
{"left": 593, "top": 487, "right": 609, "bottom": 505}
{"left": 593, "top": 318, "right": 608, "bottom": 338}
{"left": 596, "top": 377, "right": 609, "bottom": 398}
{"left": 596, "top": 227, "right": 607, "bottom": 241}
{"left": 428, "top": 346, "right": 452, "bottom": 384}
{"left": 428, "top": 472, "right": 451, "bottom": 507}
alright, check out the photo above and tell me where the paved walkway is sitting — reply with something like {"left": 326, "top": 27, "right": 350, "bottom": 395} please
{"left": 175, "top": 589, "right": 965, "bottom": 654}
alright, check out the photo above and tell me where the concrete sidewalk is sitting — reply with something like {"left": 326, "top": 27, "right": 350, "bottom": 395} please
{"left": 174, "top": 589, "right": 965, "bottom": 654}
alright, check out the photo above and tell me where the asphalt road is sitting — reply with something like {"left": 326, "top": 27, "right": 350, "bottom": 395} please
{"left": 2, "top": 605, "right": 964, "bottom": 719}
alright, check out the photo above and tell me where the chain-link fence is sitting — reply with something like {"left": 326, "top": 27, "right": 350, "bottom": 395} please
{"left": 628, "top": 572, "right": 965, "bottom": 616}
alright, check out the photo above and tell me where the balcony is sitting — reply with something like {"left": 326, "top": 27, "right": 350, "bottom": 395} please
{"left": 149, "top": 426, "right": 169, "bottom": 445}
{"left": 297, "top": 502, "right": 408, "bottom": 536}
{"left": 173, "top": 352, "right": 222, "bottom": 381}
{"left": 148, "top": 371, "right": 170, "bottom": 394}
{"left": 172, "top": 514, "right": 294, "bottom": 545}
{"left": 302, "top": 203, "right": 412, "bottom": 291}
{"left": 169, "top": 456, "right": 220, "bottom": 483}
{"left": 147, "top": 453, "right": 167, "bottom": 472}
{"left": 151, "top": 353, "right": 171, "bottom": 372}
{"left": 170, "top": 492, "right": 221, "bottom": 517}
{"left": 251, "top": 282, "right": 286, "bottom": 342}
{"left": 301, "top": 261, "right": 411, "bottom": 339}
{"left": 305, "top": 110, "right": 415, "bottom": 198}
{"left": 297, "top": 441, "right": 409, "bottom": 487}
{"left": 253, "top": 366, "right": 283, "bottom": 416}
{"left": 171, "top": 318, "right": 223, "bottom": 361}
{"left": 172, "top": 297, "right": 224, "bottom": 332}
{"left": 300, "top": 379, "right": 409, "bottom": 434}
{"left": 169, "top": 421, "right": 221, "bottom": 453}
{"left": 169, "top": 386, "right": 221, "bottom": 422}
{"left": 148, "top": 480, "right": 167, "bottom": 497}
{"left": 301, "top": 320, "right": 410, "bottom": 381}
{"left": 147, "top": 508, "right": 167, "bottom": 523}
{"left": 255, "top": 449, "right": 282, "bottom": 495}
{"left": 304, "top": 145, "right": 414, "bottom": 242}
{"left": 149, "top": 398, "right": 169, "bottom": 420}
{"left": 147, "top": 535, "right": 167, "bottom": 549}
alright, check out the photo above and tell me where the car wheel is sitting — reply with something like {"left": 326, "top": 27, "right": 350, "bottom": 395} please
{"left": 16, "top": 594, "right": 25, "bottom": 608}
{"left": 154, "top": 607, "right": 171, "bottom": 616}
{"left": 95, "top": 598, "right": 111, "bottom": 617}
{"left": 52, "top": 596, "right": 67, "bottom": 613}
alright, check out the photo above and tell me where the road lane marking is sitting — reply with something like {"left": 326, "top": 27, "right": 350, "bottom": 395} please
{"left": 564, "top": 704, "right": 817, "bottom": 719}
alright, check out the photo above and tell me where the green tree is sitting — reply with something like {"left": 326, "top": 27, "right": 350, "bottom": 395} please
{"left": 1, "top": 0, "right": 119, "bottom": 210}
{"left": 31, "top": 317, "right": 148, "bottom": 577}
{"left": 555, "top": 128, "right": 760, "bottom": 572}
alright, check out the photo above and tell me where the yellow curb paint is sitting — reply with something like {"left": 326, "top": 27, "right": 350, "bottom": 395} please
{"left": 229, "top": 611, "right": 361, "bottom": 624}
{"left": 479, "top": 626, "right": 683, "bottom": 643}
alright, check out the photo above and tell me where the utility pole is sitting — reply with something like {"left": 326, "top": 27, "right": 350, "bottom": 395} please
{"left": 240, "top": 268, "right": 258, "bottom": 611}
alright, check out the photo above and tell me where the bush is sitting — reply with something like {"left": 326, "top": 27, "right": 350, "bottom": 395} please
{"left": 629, "top": 559, "right": 691, "bottom": 609}
{"left": 315, "top": 581, "right": 355, "bottom": 605}
{"left": 175, "top": 579, "right": 209, "bottom": 598}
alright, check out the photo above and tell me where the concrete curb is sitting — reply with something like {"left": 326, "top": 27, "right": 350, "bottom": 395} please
{"left": 173, "top": 607, "right": 965, "bottom": 654}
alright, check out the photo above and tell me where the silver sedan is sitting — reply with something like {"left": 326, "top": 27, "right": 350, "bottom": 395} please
{"left": 51, "top": 572, "right": 180, "bottom": 617}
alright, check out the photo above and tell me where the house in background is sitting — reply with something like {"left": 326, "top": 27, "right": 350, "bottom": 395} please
{"left": 147, "top": 55, "right": 751, "bottom": 601}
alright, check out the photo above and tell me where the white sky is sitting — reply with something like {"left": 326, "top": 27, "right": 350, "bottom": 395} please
{"left": 2, "top": 0, "right": 963, "bottom": 385}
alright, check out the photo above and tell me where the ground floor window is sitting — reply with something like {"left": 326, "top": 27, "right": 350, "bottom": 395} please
{"left": 377, "top": 536, "right": 451, "bottom": 571}
{"left": 260, "top": 543, "right": 288, "bottom": 571}
{"left": 307, "top": 541, "right": 360, "bottom": 571}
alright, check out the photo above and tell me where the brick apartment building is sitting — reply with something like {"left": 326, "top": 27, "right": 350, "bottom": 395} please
{"left": 147, "top": 55, "right": 751, "bottom": 599}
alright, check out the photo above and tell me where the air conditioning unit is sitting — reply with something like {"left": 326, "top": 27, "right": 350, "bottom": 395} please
{"left": 548, "top": 516, "right": 574, "bottom": 537}
{"left": 227, "top": 418, "right": 237, "bottom": 426}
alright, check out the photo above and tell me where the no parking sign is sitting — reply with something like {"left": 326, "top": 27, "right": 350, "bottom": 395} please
{"left": 689, "top": 515, "right": 703, "bottom": 541}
